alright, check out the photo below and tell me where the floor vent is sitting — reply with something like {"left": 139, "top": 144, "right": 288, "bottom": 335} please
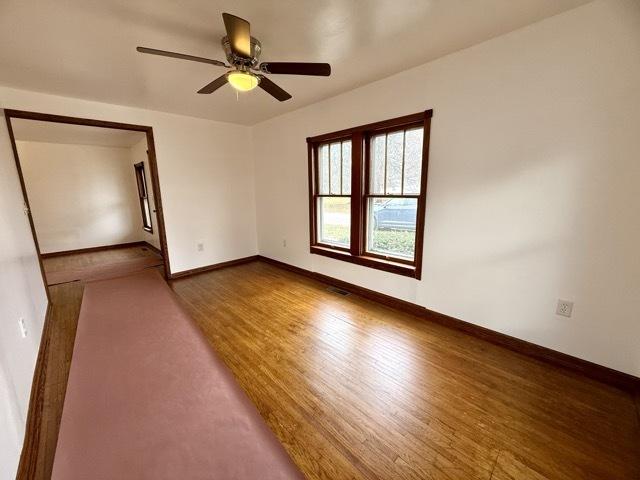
{"left": 327, "top": 286, "right": 350, "bottom": 296}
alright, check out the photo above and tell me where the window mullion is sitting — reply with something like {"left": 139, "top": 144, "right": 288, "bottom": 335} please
{"left": 327, "top": 145, "right": 331, "bottom": 195}
{"left": 400, "top": 129, "right": 406, "bottom": 195}
{"left": 309, "top": 143, "right": 318, "bottom": 245}
{"left": 340, "top": 142, "right": 344, "bottom": 195}
{"left": 350, "top": 132, "right": 363, "bottom": 256}
{"left": 383, "top": 133, "right": 388, "bottom": 195}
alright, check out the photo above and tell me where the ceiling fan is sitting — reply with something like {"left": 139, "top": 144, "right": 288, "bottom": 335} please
{"left": 137, "top": 13, "right": 331, "bottom": 102}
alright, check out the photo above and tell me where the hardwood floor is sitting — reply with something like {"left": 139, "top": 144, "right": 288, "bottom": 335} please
{"left": 34, "top": 281, "right": 83, "bottom": 479}
{"left": 35, "top": 257, "right": 639, "bottom": 479}
{"left": 171, "top": 262, "right": 640, "bottom": 480}
{"left": 42, "top": 244, "right": 160, "bottom": 275}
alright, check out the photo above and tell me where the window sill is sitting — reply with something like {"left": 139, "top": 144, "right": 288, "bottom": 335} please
{"left": 310, "top": 245, "right": 419, "bottom": 279}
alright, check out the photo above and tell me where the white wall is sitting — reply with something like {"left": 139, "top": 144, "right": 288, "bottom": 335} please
{"left": 253, "top": 0, "right": 640, "bottom": 376}
{"left": 17, "top": 141, "right": 144, "bottom": 253}
{"left": 0, "top": 110, "right": 49, "bottom": 480}
{"left": 129, "top": 137, "right": 161, "bottom": 250}
{"left": 0, "top": 88, "right": 258, "bottom": 274}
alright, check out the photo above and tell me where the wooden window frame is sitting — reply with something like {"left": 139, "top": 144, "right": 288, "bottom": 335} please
{"left": 307, "top": 110, "right": 433, "bottom": 279}
{"left": 313, "top": 138, "right": 352, "bottom": 252}
{"left": 134, "top": 161, "right": 153, "bottom": 233}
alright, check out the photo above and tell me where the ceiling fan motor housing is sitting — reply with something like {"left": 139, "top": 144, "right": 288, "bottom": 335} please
{"left": 222, "top": 36, "right": 261, "bottom": 68}
{"left": 137, "top": 12, "right": 330, "bottom": 101}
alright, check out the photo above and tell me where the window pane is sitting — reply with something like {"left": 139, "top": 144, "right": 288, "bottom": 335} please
{"left": 143, "top": 199, "right": 152, "bottom": 229}
{"left": 330, "top": 142, "right": 341, "bottom": 194}
{"left": 367, "top": 197, "right": 417, "bottom": 259}
{"left": 403, "top": 128, "right": 423, "bottom": 194}
{"left": 385, "top": 131, "right": 404, "bottom": 194}
{"left": 318, "top": 197, "right": 351, "bottom": 247}
{"left": 370, "top": 134, "right": 386, "bottom": 194}
{"left": 342, "top": 141, "right": 351, "bottom": 195}
{"left": 318, "top": 144, "right": 329, "bottom": 194}
{"left": 135, "top": 167, "right": 144, "bottom": 195}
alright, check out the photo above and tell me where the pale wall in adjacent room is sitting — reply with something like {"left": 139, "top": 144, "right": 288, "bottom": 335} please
{"left": 252, "top": 0, "right": 640, "bottom": 376}
{"left": 0, "top": 89, "right": 258, "bottom": 274}
{"left": 17, "top": 141, "right": 143, "bottom": 254}
{"left": 0, "top": 111, "right": 49, "bottom": 480}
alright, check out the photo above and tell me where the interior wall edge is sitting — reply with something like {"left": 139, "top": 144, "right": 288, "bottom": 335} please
{"left": 14, "top": 301, "right": 53, "bottom": 480}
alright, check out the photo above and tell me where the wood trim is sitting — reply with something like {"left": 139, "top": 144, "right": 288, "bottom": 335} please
{"left": 4, "top": 109, "right": 172, "bottom": 280}
{"left": 257, "top": 255, "right": 640, "bottom": 393}
{"left": 350, "top": 132, "right": 363, "bottom": 256}
{"left": 307, "top": 142, "right": 315, "bottom": 247}
{"left": 40, "top": 241, "right": 149, "bottom": 259}
{"left": 4, "top": 113, "right": 51, "bottom": 304}
{"left": 142, "top": 241, "right": 162, "bottom": 256}
{"left": 413, "top": 113, "right": 432, "bottom": 280}
{"left": 307, "top": 110, "right": 433, "bottom": 144}
{"left": 169, "top": 255, "right": 259, "bottom": 279}
{"left": 4, "top": 109, "right": 151, "bottom": 132}
{"left": 16, "top": 302, "right": 54, "bottom": 480}
{"left": 144, "top": 127, "right": 171, "bottom": 278}
{"left": 310, "top": 246, "right": 417, "bottom": 278}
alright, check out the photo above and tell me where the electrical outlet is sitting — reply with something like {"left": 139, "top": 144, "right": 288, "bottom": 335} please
{"left": 197, "top": 242, "right": 204, "bottom": 252}
{"left": 556, "top": 300, "right": 573, "bottom": 318}
{"left": 282, "top": 239, "right": 287, "bottom": 247}
{"left": 18, "top": 317, "right": 27, "bottom": 338}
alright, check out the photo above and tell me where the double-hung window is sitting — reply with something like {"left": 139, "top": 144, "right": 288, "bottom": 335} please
{"left": 308, "top": 110, "right": 432, "bottom": 279}
{"left": 315, "top": 139, "right": 352, "bottom": 249}
{"left": 134, "top": 161, "right": 153, "bottom": 233}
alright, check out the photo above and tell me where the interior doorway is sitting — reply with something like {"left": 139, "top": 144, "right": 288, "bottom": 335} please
{"left": 4, "top": 110, "right": 170, "bottom": 297}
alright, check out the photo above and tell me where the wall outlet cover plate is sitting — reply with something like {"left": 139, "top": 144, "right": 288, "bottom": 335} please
{"left": 556, "top": 300, "right": 573, "bottom": 318}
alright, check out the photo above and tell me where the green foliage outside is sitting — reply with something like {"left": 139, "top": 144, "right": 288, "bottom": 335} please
{"left": 323, "top": 224, "right": 415, "bottom": 258}
{"left": 370, "top": 229, "right": 415, "bottom": 258}
{"left": 321, "top": 197, "right": 415, "bottom": 258}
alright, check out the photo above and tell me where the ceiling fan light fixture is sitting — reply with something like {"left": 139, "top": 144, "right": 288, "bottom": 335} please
{"left": 227, "top": 70, "right": 259, "bottom": 92}
{"left": 137, "top": 13, "right": 331, "bottom": 101}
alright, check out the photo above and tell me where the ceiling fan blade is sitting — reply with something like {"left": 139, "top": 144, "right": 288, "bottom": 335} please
{"left": 258, "top": 76, "right": 292, "bottom": 102}
{"left": 136, "top": 47, "right": 226, "bottom": 67}
{"left": 222, "top": 13, "right": 251, "bottom": 58}
{"left": 197, "top": 74, "right": 228, "bottom": 94}
{"left": 259, "top": 62, "right": 331, "bottom": 76}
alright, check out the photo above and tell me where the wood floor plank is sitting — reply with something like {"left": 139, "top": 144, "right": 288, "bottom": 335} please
{"left": 170, "top": 262, "right": 640, "bottom": 480}
{"left": 33, "top": 253, "right": 640, "bottom": 479}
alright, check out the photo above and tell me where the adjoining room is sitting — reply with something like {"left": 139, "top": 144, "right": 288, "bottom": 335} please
{"left": 1, "top": 1, "right": 639, "bottom": 479}
{"left": 9, "top": 117, "right": 167, "bottom": 287}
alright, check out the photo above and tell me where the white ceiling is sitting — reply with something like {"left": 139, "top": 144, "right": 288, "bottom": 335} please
{"left": 12, "top": 119, "right": 146, "bottom": 148}
{"left": 0, "top": 0, "right": 592, "bottom": 125}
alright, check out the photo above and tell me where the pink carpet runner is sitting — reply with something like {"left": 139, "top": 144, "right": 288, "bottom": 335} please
{"left": 46, "top": 256, "right": 163, "bottom": 285}
{"left": 52, "top": 269, "right": 303, "bottom": 480}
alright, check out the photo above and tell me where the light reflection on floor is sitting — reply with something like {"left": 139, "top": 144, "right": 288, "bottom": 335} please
{"left": 310, "top": 301, "right": 419, "bottom": 398}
